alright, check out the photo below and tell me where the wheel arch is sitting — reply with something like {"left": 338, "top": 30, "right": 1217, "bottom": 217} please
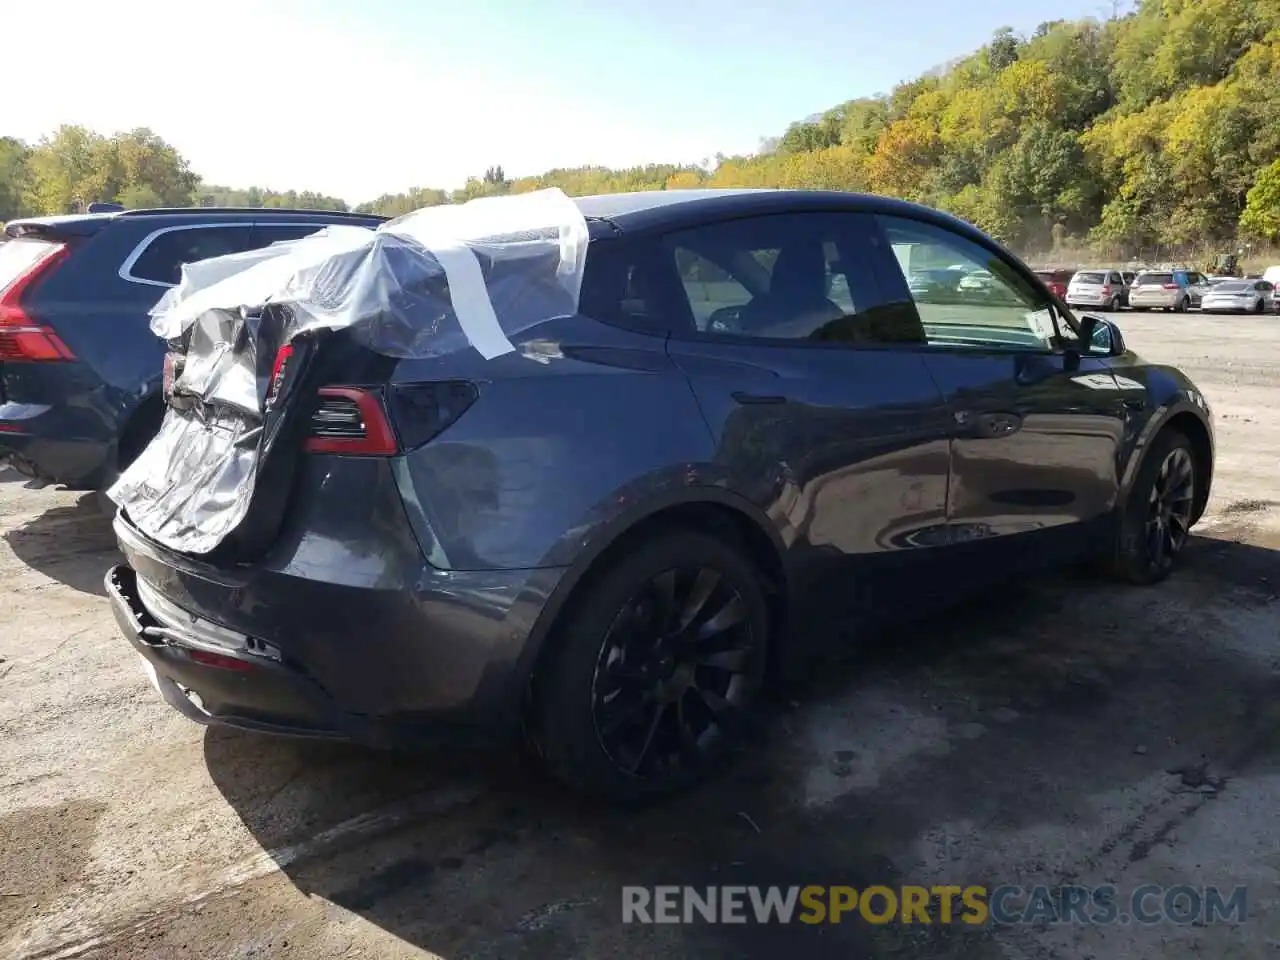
{"left": 514, "top": 489, "right": 791, "bottom": 709}
{"left": 1119, "top": 401, "right": 1214, "bottom": 524}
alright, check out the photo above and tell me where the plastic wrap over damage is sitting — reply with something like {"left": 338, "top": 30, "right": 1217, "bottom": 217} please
{"left": 107, "top": 188, "right": 590, "bottom": 556}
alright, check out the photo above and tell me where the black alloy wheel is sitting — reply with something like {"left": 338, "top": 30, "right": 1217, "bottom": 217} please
{"left": 1109, "top": 428, "right": 1198, "bottom": 585}
{"left": 535, "top": 528, "right": 770, "bottom": 802}
{"left": 590, "top": 566, "right": 756, "bottom": 779}
{"left": 1143, "top": 446, "right": 1195, "bottom": 573}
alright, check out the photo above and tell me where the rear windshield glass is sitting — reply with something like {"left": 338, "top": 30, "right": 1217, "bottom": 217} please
{"left": 1217, "top": 281, "right": 1253, "bottom": 292}
{"left": 1136, "top": 273, "right": 1173, "bottom": 284}
{"left": 1074, "top": 272, "right": 1106, "bottom": 283}
{"left": 0, "top": 238, "right": 59, "bottom": 292}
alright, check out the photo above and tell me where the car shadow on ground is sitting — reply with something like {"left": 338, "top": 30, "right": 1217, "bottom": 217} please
{"left": 3, "top": 493, "right": 120, "bottom": 596}
{"left": 0, "top": 466, "right": 26, "bottom": 484}
{"left": 200, "top": 528, "right": 1280, "bottom": 959}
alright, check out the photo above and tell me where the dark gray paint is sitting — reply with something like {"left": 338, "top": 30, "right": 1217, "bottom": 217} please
{"left": 106, "top": 189, "right": 1216, "bottom": 742}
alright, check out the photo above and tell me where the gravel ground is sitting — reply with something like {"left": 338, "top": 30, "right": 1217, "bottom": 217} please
{"left": 2, "top": 311, "right": 1279, "bottom": 960}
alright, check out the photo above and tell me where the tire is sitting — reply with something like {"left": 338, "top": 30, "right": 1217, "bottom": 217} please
{"left": 1176, "top": 297, "right": 1189, "bottom": 313}
{"left": 1253, "top": 298, "right": 1264, "bottom": 315}
{"left": 1107, "top": 428, "right": 1198, "bottom": 586}
{"left": 534, "top": 527, "right": 771, "bottom": 803}
{"left": 1108, "top": 297, "right": 1120, "bottom": 312}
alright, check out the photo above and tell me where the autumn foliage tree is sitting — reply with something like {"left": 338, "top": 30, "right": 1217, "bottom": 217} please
{"left": 4, "top": 0, "right": 1280, "bottom": 259}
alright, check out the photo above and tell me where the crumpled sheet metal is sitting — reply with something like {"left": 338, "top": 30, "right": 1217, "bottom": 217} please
{"left": 107, "top": 188, "right": 590, "bottom": 556}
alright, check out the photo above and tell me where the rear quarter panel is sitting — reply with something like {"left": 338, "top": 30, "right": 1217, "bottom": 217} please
{"left": 391, "top": 315, "right": 719, "bottom": 571}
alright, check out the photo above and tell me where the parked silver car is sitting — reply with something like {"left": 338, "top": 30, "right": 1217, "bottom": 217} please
{"left": 1200, "top": 278, "right": 1277, "bottom": 314}
{"left": 1066, "top": 269, "right": 1128, "bottom": 310}
{"left": 1127, "top": 270, "right": 1211, "bottom": 312}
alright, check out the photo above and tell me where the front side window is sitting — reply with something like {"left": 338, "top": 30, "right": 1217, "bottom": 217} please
{"left": 664, "top": 213, "right": 923, "bottom": 345}
{"left": 877, "top": 215, "right": 1059, "bottom": 351}
{"left": 126, "top": 225, "right": 254, "bottom": 286}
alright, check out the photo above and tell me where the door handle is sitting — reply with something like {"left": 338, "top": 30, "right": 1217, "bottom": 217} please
{"left": 732, "top": 391, "right": 788, "bottom": 405}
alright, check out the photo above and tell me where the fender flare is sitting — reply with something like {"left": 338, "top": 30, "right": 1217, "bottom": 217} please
{"left": 510, "top": 485, "right": 789, "bottom": 696}
{"left": 1116, "top": 395, "right": 1214, "bottom": 520}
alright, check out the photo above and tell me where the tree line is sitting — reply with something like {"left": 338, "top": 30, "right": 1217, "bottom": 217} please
{"left": 3, "top": 0, "right": 1279, "bottom": 258}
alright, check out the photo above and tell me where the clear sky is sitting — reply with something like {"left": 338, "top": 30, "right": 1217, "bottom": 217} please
{"left": 4, "top": 0, "right": 1112, "bottom": 205}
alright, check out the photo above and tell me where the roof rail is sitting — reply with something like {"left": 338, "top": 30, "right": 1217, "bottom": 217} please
{"left": 119, "top": 206, "right": 382, "bottom": 219}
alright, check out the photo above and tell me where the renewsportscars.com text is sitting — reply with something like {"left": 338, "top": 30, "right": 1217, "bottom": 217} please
{"left": 621, "top": 884, "right": 1248, "bottom": 926}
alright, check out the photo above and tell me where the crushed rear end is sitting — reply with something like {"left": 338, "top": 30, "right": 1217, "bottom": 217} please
{"left": 104, "top": 191, "right": 590, "bottom": 741}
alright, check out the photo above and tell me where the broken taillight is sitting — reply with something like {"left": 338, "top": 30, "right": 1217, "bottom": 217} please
{"left": 304, "top": 387, "right": 399, "bottom": 455}
{"left": 268, "top": 343, "right": 294, "bottom": 400}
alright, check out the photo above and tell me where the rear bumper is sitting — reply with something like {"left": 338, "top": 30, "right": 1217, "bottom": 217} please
{"left": 1201, "top": 298, "right": 1260, "bottom": 313}
{"left": 109, "top": 511, "right": 569, "bottom": 744}
{"left": 1127, "top": 291, "right": 1182, "bottom": 309}
{"left": 107, "top": 564, "right": 362, "bottom": 740}
{"left": 1065, "top": 291, "right": 1118, "bottom": 307}
{"left": 0, "top": 401, "right": 112, "bottom": 489}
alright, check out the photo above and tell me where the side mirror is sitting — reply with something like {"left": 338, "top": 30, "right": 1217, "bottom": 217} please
{"left": 1077, "top": 314, "right": 1124, "bottom": 356}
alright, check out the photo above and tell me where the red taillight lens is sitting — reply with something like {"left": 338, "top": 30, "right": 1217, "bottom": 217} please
{"left": 1162, "top": 283, "right": 1179, "bottom": 290}
{"left": 186, "top": 649, "right": 257, "bottom": 672}
{"left": 269, "top": 343, "right": 294, "bottom": 398}
{"left": 1100, "top": 285, "right": 1112, "bottom": 295}
{"left": 304, "top": 387, "right": 398, "bottom": 455}
{"left": 0, "top": 244, "right": 76, "bottom": 362}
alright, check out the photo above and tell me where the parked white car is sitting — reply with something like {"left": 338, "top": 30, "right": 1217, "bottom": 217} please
{"left": 1127, "top": 269, "right": 1211, "bottom": 312}
{"left": 1066, "top": 269, "right": 1128, "bottom": 310}
{"left": 1200, "top": 278, "right": 1278, "bottom": 314}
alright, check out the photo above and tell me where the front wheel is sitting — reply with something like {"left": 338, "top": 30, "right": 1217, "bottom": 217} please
{"left": 534, "top": 528, "right": 771, "bottom": 803}
{"left": 1108, "top": 428, "right": 1197, "bottom": 585}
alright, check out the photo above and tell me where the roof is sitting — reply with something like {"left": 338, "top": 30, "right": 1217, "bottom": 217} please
{"left": 571, "top": 188, "right": 974, "bottom": 237}
{"left": 4, "top": 207, "right": 386, "bottom": 241}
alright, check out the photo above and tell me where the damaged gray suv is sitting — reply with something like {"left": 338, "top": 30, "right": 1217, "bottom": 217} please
{"left": 105, "top": 189, "right": 1215, "bottom": 803}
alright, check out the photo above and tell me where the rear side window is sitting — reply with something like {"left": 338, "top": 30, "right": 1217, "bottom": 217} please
{"left": 0, "top": 238, "right": 61, "bottom": 292}
{"left": 124, "top": 225, "right": 254, "bottom": 286}
{"left": 577, "top": 236, "right": 679, "bottom": 335}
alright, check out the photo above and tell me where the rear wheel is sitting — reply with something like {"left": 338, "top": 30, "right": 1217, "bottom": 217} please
{"left": 1254, "top": 298, "right": 1265, "bottom": 314}
{"left": 1108, "top": 428, "right": 1197, "bottom": 585}
{"left": 1108, "top": 296, "right": 1120, "bottom": 311}
{"left": 535, "top": 528, "right": 770, "bottom": 803}
{"left": 1176, "top": 297, "right": 1190, "bottom": 313}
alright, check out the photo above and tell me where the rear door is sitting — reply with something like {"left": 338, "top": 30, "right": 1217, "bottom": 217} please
{"left": 654, "top": 210, "right": 955, "bottom": 628}
{"left": 870, "top": 213, "right": 1128, "bottom": 579}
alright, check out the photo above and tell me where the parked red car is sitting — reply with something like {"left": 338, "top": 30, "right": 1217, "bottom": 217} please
{"left": 1034, "top": 268, "right": 1074, "bottom": 300}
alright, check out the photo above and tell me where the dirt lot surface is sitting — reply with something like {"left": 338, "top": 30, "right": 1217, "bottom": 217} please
{"left": 3, "top": 311, "right": 1280, "bottom": 960}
